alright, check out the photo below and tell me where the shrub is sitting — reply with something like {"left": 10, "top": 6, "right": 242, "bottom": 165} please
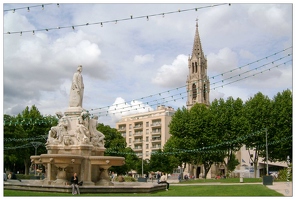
{"left": 277, "top": 164, "right": 292, "bottom": 181}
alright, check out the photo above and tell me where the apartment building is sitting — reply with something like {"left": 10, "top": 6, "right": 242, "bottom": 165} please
{"left": 116, "top": 105, "right": 175, "bottom": 160}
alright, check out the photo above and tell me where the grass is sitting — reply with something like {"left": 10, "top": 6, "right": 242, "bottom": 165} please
{"left": 4, "top": 184, "right": 283, "bottom": 196}
{"left": 178, "top": 177, "right": 263, "bottom": 184}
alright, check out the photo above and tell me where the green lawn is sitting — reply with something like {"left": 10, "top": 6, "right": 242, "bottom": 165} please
{"left": 4, "top": 184, "right": 283, "bottom": 196}
{"left": 178, "top": 177, "right": 263, "bottom": 184}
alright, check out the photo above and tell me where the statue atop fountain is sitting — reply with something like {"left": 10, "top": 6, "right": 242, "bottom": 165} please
{"left": 31, "top": 65, "right": 124, "bottom": 186}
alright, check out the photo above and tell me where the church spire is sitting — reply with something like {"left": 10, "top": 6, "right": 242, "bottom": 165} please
{"left": 186, "top": 19, "right": 210, "bottom": 109}
{"left": 192, "top": 18, "right": 204, "bottom": 59}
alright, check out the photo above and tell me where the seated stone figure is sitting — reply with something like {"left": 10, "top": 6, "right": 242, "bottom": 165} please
{"left": 76, "top": 111, "right": 90, "bottom": 144}
{"left": 89, "top": 115, "right": 105, "bottom": 147}
{"left": 46, "top": 112, "right": 68, "bottom": 145}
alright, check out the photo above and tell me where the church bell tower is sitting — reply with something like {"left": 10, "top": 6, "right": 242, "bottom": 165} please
{"left": 186, "top": 19, "right": 210, "bottom": 109}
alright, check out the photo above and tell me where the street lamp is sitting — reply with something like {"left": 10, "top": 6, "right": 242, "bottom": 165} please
{"left": 31, "top": 142, "right": 42, "bottom": 176}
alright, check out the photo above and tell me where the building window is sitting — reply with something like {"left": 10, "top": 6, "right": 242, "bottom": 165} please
{"left": 146, "top": 136, "right": 149, "bottom": 142}
{"left": 129, "top": 131, "right": 132, "bottom": 136}
{"left": 195, "top": 62, "right": 198, "bottom": 73}
{"left": 203, "top": 83, "right": 206, "bottom": 101}
{"left": 146, "top": 122, "right": 149, "bottom": 127}
{"left": 129, "top": 138, "right": 131, "bottom": 143}
{"left": 146, "top": 144, "right": 149, "bottom": 149}
{"left": 146, "top": 129, "right": 149, "bottom": 134}
{"left": 129, "top": 124, "right": 132, "bottom": 129}
{"left": 192, "top": 83, "right": 197, "bottom": 99}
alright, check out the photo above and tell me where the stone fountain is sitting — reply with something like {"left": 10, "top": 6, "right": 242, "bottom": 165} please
{"left": 30, "top": 65, "right": 125, "bottom": 186}
{"left": 4, "top": 65, "right": 166, "bottom": 193}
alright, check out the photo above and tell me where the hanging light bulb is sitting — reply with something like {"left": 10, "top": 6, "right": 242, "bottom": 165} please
{"left": 162, "top": 13, "right": 165, "bottom": 18}
{"left": 72, "top": 26, "right": 75, "bottom": 30}
{"left": 27, "top": 7, "right": 30, "bottom": 12}
{"left": 57, "top": 3, "right": 60, "bottom": 7}
{"left": 42, "top": 5, "right": 44, "bottom": 10}
{"left": 33, "top": 30, "right": 35, "bottom": 35}
{"left": 20, "top": 32, "right": 22, "bottom": 36}
{"left": 101, "top": 22, "right": 103, "bottom": 27}
{"left": 147, "top": 16, "right": 149, "bottom": 21}
{"left": 13, "top": 9, "right": 15, "bottom": 13}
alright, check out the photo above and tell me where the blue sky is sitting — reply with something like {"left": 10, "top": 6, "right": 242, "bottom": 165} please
{"left": 2, "top": 2, "right": 293, "bottom": 127}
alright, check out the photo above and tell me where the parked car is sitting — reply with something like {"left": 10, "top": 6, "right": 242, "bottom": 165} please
{"left": 4, "top": 173, "right": 7, "bottom": 181}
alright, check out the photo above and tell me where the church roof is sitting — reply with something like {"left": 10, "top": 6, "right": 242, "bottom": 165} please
{"left": 191, "top": 19, "right": 205, "bottom": 59}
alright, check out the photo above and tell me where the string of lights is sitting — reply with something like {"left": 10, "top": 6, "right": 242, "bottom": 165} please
{"left": 4, "top": 129, "right": 291, "bottom": 156}
{"left": 3, "top": 3, "right": 57, "bottom": 12}
{"left": 4, "top": 3, "right": 230, "bottom": 35}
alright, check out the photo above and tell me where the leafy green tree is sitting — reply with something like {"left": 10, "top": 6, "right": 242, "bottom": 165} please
{"left": 167, "top": 106, "right": 193, "bottom": 168}
{"left": 148, "top": 149, "right": 176, "bottom": 174}
{"left": 243, "top": 92, "right": 272, "bottom": 177}
{"left": 134, "top": 158, "right": 150, "bottom": 177}
{"left": 4, "top": 114, "right": 26, "bottom": 173}
{"left": 3, "top": 106, "right": 56, "bottom": 175}
{"left": 168, "top": 103, "right": 224, "bottom": 179}
{"left": 189, "top": 103, "right": 224, "bottom": 178}
{"left": 97, "top": 123, "right": 138, "bottom": 174}
{"left": 268, "top": 89, "right": 292, "bottom": 162}
{"left": 210, "top": 97, "right": 247, "bottom": 175}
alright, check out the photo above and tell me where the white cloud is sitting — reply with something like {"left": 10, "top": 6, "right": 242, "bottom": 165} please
{"left": 152, "top": 54, "right": 188, "bottom": 87}
{"left": 207, "top": 47, "right": 238, "bottom": 74}
{"left": 239, "top": 49, "right": 257, "bottom": 61}
{"left": 108, "top": 97, "right": 154, "bottom": 123}
{"left": 134, "top": 54, "right": 154, "bottom": 65}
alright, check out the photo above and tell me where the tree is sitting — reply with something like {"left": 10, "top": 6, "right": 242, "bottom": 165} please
{"left": 97, "top": 123, "right": 138, "bottom": 174}
{"left": 243, "top": 92, "right": 272, "bottom": 177}
{"left": 268, "top": 89, "right": 292, "bottom": 162}
{"left": 149, "top": 149, "right": 176, "bottom": 173}
{"left": 209, "top": 97, "right": 247, "bottom": 175}
{"left": 4, "top": 114, "right": 26, "bottom": 173}
{"left": 189, "top": 103, "right": 224, "bottom": 178}
{"left": 167, "top": 106, "right": 193, "bottom": 168}
{"left": 3, "top": 106, "right": 57, "bottom": 175}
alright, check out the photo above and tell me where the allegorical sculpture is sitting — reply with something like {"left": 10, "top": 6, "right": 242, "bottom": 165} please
{"left": 69, "top": 65, "right": 84, "bottom": 107}
{"left": 45, "top": 65, "right": 105, "bottom": 147}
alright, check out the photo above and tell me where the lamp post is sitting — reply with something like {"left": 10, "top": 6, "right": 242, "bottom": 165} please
{"left": 265, "top": 128, "right": 269, "bottom": 176}
{"left": 31, "top": 142, "right": 42, "bottom": 176}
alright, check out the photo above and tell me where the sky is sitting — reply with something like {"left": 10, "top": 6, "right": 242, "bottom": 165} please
{"left": 2, "top": 1, "right": 293, "bottom": 128}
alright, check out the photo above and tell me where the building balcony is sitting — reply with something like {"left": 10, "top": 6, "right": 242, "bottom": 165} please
{"left": 134, "top": 147, "right": 143, "bottom": 151}
{"left": 134, "top": 132, "right": 143, "bottom": 137}
{"left": 121, "top": 133, "right": 126, "bottom": 137}
{"left": 133, "top": 124, "right": 143, "bottom": 130}
{"left": 151, "top": 130, "right": 161, "bottom": 136}
{"left": 151, "top": 122, "right": 161, "bottom": 128}
{"left": 151, "top": 137, "right": 161, "bottom": 143}
{"left": 133, "top": 139, "right": 143, "bottom": 144}
{"left": 151, "top": 145, "right": 161, "bottom": 149}
{"left": 118, "top": 127, "right": 126, "bottom": 132}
